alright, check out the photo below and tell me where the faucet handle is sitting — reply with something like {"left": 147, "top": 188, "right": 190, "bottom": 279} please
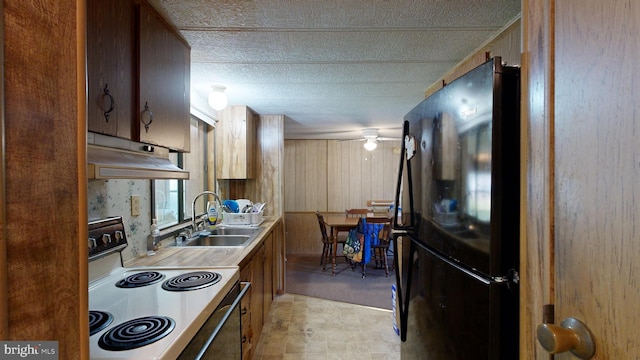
{"left": 176, "top": 231, "right": 189, "bottom": 244}
{"left": 196, "top": 215, "right": 208, "bottom": 231}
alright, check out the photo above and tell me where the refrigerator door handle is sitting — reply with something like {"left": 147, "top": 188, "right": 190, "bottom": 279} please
{"left": 414, "top": 238, "right": 492, "bottom": 285}
{"left": 493, "top": 269, "right": 519, "bottom": 283}
{"left": 393, "top": 232, "right": 416, "bottom": 342}
{"left": 493, "top": 268, "right": 520, "bottom": 290}
{"left": 392, "top": 120, "right": 418, "bottom": 342}
{"left": 413, "top": 237, "right": 520, "bottom": 287}
{"left": 393, "top": 120, "right": 416, "bottom": 231}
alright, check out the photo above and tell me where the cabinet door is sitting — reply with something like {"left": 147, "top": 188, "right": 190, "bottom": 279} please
{"left": 252, "top": 244, "right": 265, "bottom": 343}
{"left": 137, "top": 3, "right": 190, "bottom": 152}
{"left": 216, "top": 106, "right": 257, "bottom": 179}
{"left": 272, "top": 220, "right": 286, "bottom": 296}
{"left": 86, "top": 0, "right": 134, "bottom": 139}
{"left": 263, "top": 231, "right": 274, "bottom": 318}
{"left": 239, "top": 260, "right": 254, "bottom": 360}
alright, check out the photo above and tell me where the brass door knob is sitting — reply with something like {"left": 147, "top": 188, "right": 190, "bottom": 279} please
{"left": 536, "top": 317, "right": 596, "bottom": 359}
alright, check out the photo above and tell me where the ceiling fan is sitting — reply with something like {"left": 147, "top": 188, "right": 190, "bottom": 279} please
{"left": 341, "top": 128, "right": 402, "bottom": 151}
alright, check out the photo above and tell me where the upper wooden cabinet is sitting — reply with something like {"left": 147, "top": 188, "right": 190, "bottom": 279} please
{"left": 137, "top": 2, "right": 191, "bottom": 152}
{"left": 86, "top": 0, "right": 135, "bottom": 139}
{"left": 86, "top": 0, "right": 191, "bottom": 152}
{"left": 216, "top": 106, "right": 257, "bottom": 179}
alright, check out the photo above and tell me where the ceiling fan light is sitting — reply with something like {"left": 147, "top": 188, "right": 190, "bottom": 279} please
{"left": 362, "top": 128, "right": 379, "bottom": 139}
{"left": 364, "top": 138, "right": 378, "bottom": 151}
{"left": 208, "top": 85, "right": 228, "bottom": 111}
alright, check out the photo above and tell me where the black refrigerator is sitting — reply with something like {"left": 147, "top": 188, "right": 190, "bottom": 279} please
{"left": 392, "top": 57, "right": 520, "bottom": 359}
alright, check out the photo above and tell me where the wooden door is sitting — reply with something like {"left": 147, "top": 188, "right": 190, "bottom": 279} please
{"left": 553, "top": 0, "right": 640, "bottom": 357}
{"left": 524, "top": 0, "right": 640, "bottom": 358}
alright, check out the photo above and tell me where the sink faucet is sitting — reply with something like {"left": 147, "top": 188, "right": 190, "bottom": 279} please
{"left": 191, "top": 191, "right": 221, "bottom": 234}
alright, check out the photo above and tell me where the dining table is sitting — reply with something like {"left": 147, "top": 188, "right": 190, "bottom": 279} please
{"left": 323, "top": 216, "right": 360, "bottom": 276}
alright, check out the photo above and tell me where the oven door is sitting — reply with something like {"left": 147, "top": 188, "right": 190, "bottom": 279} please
{"left": 178, "top": 281, "right": 250, "bottom": 360}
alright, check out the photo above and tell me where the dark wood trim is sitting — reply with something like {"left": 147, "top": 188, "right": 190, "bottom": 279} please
{"left": 3, "top": 0, "right": 87, "bottom": 357}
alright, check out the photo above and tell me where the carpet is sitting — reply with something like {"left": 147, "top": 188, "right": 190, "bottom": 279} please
{"left": 285, "top": 254, "right": 396, "bottom": 309}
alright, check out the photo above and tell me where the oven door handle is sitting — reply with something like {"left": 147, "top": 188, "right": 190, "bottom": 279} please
{"left": 194, "top": 281, "right": 251, "bottom": 360}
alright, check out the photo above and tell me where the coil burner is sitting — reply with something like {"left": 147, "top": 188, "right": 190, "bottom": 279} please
{"left": 89, "top": 311, "right": 113, "bottom": 336}
{"left": 98, "top": 316, "right": 175, "bottom": 351}
{"left": 115, "top": 271, "right": 165, "bottom": 288}
{"left": 162, "top": 271, "right": 222, "bottom": 291}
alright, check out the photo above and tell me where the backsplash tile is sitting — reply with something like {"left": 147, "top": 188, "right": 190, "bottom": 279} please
{"left": 88, "top": 179, "right": 151, "bottom": 262}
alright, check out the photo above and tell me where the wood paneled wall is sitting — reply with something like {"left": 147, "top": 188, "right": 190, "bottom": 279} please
{"left": 284, "top": 140, "right": 403, "bottom": 255}
{"left": 285, "top": 140, "right": 402, "bottom": 212}
{"left": 284, "top": 212, "right": 325, "bottom": 256}
{"left": 284, "top": 140, "right": 328, "bottom": 211}
{"left": 327, "top": 140, "right": 401, "bottom": 212}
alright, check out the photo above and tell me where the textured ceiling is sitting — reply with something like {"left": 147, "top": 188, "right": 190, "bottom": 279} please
{"left": 148, "top": 0, "right": 521, "bottom": 140}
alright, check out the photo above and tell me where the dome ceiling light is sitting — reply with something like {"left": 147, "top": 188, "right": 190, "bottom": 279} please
{"left": 208, "top": 85, "right": 228, "bottom": 111}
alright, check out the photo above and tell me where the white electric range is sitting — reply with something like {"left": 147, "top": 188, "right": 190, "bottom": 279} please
{"left": 88, "top": 217, "right": 244, "bottom": 360}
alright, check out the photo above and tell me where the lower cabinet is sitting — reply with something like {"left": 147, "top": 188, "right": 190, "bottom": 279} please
{"left": 239, "top": 258, "right": 256, "bottom": 360}
{"left": 239, "top": 221, "right": 280, "bottom": 359}
{"left": 263, "top": 231, "right": 274, "bottom": 320}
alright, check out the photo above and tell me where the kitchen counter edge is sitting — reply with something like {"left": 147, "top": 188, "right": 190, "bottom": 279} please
{"left": 123, "top": 217, "right": 281, "bottom": 268}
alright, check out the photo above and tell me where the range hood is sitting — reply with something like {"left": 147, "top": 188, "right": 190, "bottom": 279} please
{"left": 87, "top": 142, "right": 189, "bottom": 180}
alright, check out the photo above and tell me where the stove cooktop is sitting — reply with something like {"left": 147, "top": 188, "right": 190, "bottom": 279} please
{"left": 89, "top": 265, "right": 239, "bottom": 360}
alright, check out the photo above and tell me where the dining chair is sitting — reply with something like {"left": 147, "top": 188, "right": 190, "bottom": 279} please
{"left": 315, "top": 211, "right": 345, "bottom": 269}
{"left": 355, "top": 217, "right": 393, "bottom": 278}
{"left": 336, "top": 209, "right": 368, "bottom": 242}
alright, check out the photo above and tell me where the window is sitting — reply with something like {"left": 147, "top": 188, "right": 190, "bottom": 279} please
{"left": 153, "top": 116, "right": 210, "bottom": 229}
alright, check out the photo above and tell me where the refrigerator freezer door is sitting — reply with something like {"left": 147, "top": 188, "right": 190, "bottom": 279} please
{"left": 399, "top": 58, "right": 520, "bottom": 279}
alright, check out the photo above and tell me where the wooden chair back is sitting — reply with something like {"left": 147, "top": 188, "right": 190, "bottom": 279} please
{"left": 365, "top": 216, "right": 392, "bottom": 242}
{"left": 354, "top": 216, "right": 394, "bottom": 277}
{"left": 315, "top": 211, "right": 330, "bottom": 244}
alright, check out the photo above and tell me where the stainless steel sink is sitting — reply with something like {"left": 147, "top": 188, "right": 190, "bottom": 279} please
{"left": 175, "top": 227, "right": 263, "bottom": 247}
{"left": 208, "top": 227, "right": 261, "bottom": 236}
{"left": 183, "top": 235, "right": 253, "bottom": 247}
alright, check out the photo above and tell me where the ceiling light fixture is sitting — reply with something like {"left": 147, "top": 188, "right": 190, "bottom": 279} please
{"left": 208, "top": 85, "right": 228, "bottom": 111}
{"left": 362, "top": 128, "right": 379, "bottom": 151}
{"left": 363, "top": 138, "right": 378, "bottom": 151}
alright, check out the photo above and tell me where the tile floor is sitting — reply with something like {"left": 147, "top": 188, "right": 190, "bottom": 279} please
{"left": 253, "top": 293, "right": 401, "bottom": 360}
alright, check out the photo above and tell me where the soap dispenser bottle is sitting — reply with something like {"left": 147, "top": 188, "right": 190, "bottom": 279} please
{"left": 147, "top": 218, "right": 160, "bottom": 255}
{"left": 151, "top": 218, "right": 160, "bottom": 235}
{"left": 207, "top": 201, "right": 218, "bottom": 226}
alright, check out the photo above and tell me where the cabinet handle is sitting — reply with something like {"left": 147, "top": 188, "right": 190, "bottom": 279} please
{"left": 141, "top": 101, "right": 153, "bottom": 133}
{"left": 241, "top": 306, "right": 248, "bottom": 315}
{"left": 103, "top": 84, "right": 114, "bottom": 122}
{"left": 242, "top": 335, "right": 247, "bottom": 343}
